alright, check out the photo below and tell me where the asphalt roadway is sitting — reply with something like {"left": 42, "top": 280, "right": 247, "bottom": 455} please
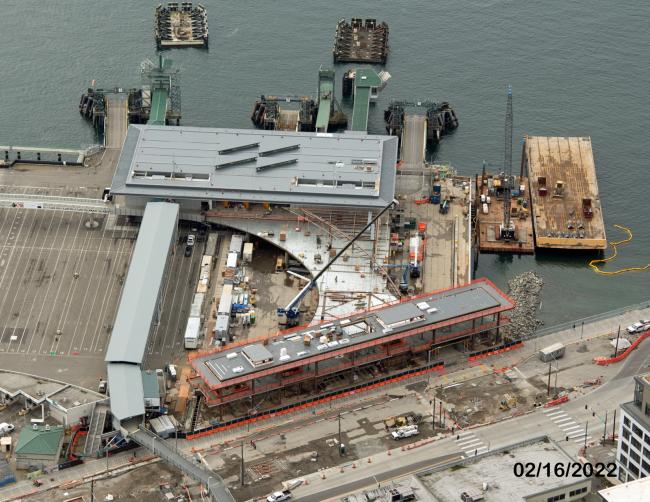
{"left": 292, "top": 340, "right": 650, "bottom": 501}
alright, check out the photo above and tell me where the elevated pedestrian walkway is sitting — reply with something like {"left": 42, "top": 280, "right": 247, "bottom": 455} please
{"left": 131, "top": 427, "right": 234, "bottom": 501}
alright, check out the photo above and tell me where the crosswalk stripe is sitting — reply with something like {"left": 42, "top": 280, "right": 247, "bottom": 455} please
{"left": 465, "top": 446, "right": 488, "bottom": 456}
{"left": 545, "top": 409, "right": 565, "bottom": 416}
{"left": 569, "top": 431, "right": 586, "bottom": 439}
{"left": 574, "top": 436, "right": 592, "bottom": 443}
{"left": 554, "top": 417, "right": 573, "bottom": 424}
{"left": 551, "top": 415, "right": 570, "bottom": 422}
{"left": 458, "top": 439, "right": 483, "bottom": 448}
{"left": 562, "top": 424, "right": 580, "bottom": 431}
{"left": 457, "top": 432, "right": 475, "bottom": 438}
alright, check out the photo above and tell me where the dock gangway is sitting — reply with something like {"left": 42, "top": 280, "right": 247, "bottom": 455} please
{"left": 130, "top": 427, "right": 234, "bottom": 501}
{"left": 400, "top": 114, "right": 427, "bottom": 169}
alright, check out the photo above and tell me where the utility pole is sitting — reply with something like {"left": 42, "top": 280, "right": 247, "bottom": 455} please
{"left": 554, "top": 360, "right": 559, "bottom": 397}
{"left": 547, "top": 363, "right": 552, "bottom": 396}
{"left": 612, "top": 409, "right": 617, "bottom": 440}
{"left": 338, "top": 413, "right": 342, "bottom": 456}
{"left": 614, "top": 325, "right": 621, "bottom": 357}
{"left": 432, "top": 394, "right": 436, "bottom": 429}
{"left": 439, "top": 400, "right": 443, "bottom": 428}
{"left": 240, "top": 441, "right": 245, "bottom": 486}
{"left": 603, "top": 411, "right": 608, "bottom": 443}
{"left": 584, "top": 421, "right": 589, "bottom": 449}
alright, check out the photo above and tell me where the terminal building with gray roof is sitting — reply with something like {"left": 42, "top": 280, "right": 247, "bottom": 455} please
{"left": 105, "top": 202, "right": 178, "bottom": 427}
{"left": 188, "top": 279, "right": 514, "bottom": 425}
{"left": 111, "top": 124, "right": 397, "bottom": 211}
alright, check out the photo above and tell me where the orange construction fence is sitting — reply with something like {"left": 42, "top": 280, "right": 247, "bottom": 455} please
{"left": 186, "top": 364, "right": 444, "bottom": 441}
{"left": 594, "top": 329, "right": 650, "bottom": 366}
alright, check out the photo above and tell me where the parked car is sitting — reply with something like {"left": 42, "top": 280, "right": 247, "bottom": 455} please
{"left": 627, "top": 320, "right": 650, "bottom": 334}
{"left": 184, "top": 245, "right": 193, "bottom": 257}
{"left": 0, "top": 423, "right": 15, "bottom": 435}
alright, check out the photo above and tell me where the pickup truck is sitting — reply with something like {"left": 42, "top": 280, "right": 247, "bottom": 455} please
{"left": 391, "top": 425, "right": 419, "bottom": 440}
{"left": 266, "top": 490, "right": 292, "bottom": 502}
{"left": 627, "top": 320, "right": 650, "bottom": 334}
{"left": 0, "top": 423, "right": 15, "bottom": 435}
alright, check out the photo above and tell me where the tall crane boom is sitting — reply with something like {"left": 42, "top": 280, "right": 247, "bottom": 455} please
{"left": 500, "top": 84, "right": 515, "bottom": 240}
{"left": 278, "top": 198, "right": 398, "bottom": 325}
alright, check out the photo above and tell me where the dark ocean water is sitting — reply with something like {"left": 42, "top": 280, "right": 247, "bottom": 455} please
{"left": 1, "top": 0, "right": 648, "bottom": 324}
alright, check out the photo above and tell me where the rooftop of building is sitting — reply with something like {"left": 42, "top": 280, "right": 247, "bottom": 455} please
{"left": 598, "top": 476, "right": 650, "bottom": 501}
{"left": 15, "top": 425, "right": 64, "bottom": 456}
{"left": 46, "top": 385, "right": 106, "bottom": 410}
{"left": 111, "top": 125, "right": 397, "bottom": 209}
{"left": 192, "top": 279, "right": 513, "bottom": 388}
{"left": 141, "top": 370, "right": 163, "bottom": 399}
{"left": 104, "top": 202, "right": 179, "bottom": 364}
{"left": 621, "top": 401, "right": 650, "bottom": 431}
{"left": 0, "top": 371, "right": 66, "bottom": 403}
{"left": 107, "top": 363, "right": 145, "bottom": 422}
{"left": 418, "top": 439, "right": 588, "bottom": 501}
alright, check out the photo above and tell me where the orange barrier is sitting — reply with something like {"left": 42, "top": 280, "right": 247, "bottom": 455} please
{"left": 468, "top": 342, "right": 524, "bottom": 363}
{"left": 544, "top": 395, "right": 569, "bottom": 408}
{"left": 186, "top": 364, "right": 444, "bottom": 440}
{"left": 594, "top": 330, "right": 650, "bottom": 366}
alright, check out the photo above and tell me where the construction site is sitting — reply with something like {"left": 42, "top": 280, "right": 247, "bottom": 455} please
{"left": 0, "top": 12, "right": 617, "bottom": 502}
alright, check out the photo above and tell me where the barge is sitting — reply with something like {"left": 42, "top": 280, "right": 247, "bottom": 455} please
{"left": 155, "top": 2, "right": 208, "bottom": 48}
{"left": 475, "top": 169, "right": 535, "bottom": 254}
{"left": 523, "top": 136, "right": 606, "bottom": 250}
{"left": 333, "top": 18, "right": 389, "bottom": 64}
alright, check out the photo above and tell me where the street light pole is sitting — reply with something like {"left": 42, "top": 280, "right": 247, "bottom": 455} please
{"left": 584, "top": 421, "right": 589, "bottom": 449}
{"left": 603, "top": 411, "right": 608, "bottom": 443}
{"left": 240, "top": 441, "right": 245, "bottom": 486}
{"left": 614, "top": 325, "right": 621, "bottom": 357}
{"left": 338, "top": 413, "right": 342, "bottom": 456}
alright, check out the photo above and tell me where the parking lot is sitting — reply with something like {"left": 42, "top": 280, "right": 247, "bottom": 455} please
{"left": 0, "top": 206, "right": 135, "bottom": 357}
{"left": 0, "top": 204, "right": 207, "bottom": 375}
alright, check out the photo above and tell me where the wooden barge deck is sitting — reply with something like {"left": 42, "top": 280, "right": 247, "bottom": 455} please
{"left": 155, "top": 2, "right": 208, "bottom": 48}
{"left": 524, "top": 136, "right": 606, "bottom": 250}
{"left": 333, "top": 18, "right": 389, "bottom": 64}
{"left": 475, "top": 173, "right": 535, "bottom": 254}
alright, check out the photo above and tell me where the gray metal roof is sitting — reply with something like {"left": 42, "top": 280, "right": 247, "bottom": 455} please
{"left": 242, "top": 344, "right": 274, "bottom": 363}
{"left": 105, "top": 202, "right": 178, "bottom": 364}
{"left": 107, "top": 363, "right": 145, "bottom": 421}
{"left": 376, "top": 302, "right": 424, "bottom": 326}
{"left": 111, "top": 125, "right": 397, "bottom": 209}
{"left": 195, "top": 281, "right": 513, "bottom": 385}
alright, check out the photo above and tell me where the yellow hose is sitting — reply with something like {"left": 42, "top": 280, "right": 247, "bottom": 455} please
{"left": 588, "top": 224, "right": 650, "bottom": 275}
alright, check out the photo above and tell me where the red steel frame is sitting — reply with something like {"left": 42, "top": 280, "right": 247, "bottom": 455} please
{"left": 190, "top": 279, "right": 515, "bottom": 393}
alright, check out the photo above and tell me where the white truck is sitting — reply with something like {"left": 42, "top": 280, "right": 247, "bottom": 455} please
{"left": 184, "top": 316, "right": 201, "bottom": 349}
{"left": 266, "top": 490, "right": 292, "bottom": 502}
{"left": 0, "top": 423, "right": 15, "bottom": 435}
{"left": 391, "top": 425, "right": 419, "bottom": 440}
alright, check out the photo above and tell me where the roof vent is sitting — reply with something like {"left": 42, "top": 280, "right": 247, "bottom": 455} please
{"left": 32, "top": 424, "right": 38, "bottom": 430}
{"left": 45, "top": 424, "right": 51, "bottom": 431}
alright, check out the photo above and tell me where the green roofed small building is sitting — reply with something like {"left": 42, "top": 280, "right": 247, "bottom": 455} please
{"left": 15, "top": 425, "right": 64, "bottom": 470}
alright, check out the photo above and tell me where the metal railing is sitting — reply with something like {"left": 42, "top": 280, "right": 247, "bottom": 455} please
{"left": 523, "top": 300, "right": 650, "bottom": 341}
